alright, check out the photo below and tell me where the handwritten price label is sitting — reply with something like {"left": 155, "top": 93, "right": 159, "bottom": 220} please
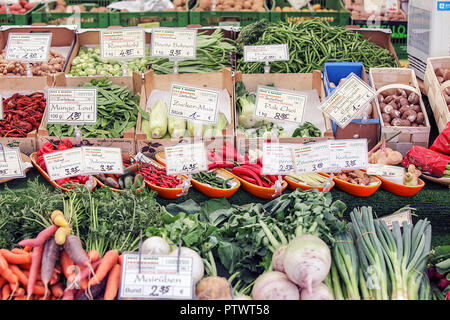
{"left": 169, "top": 83, "right": 220, "bottom": 125}
{"left": 165, "top": 142, "right": 207, "bottom": 175}
{"left": 367, "top": 164, "right": 405, "bottom": 178}
{"left": 46, "top": 88, "right": 97, "bottom": 125}
{"left": 320, "top": 73, "right": 376, "bottom": 129}
{"left": 0, "top": 149, "right": 24, "bottom": 179}
{"left": 254, "top": 86, "right": 307, "bottom": 124}
{"left": 243, "top": 44, "right": 290, "bottom": 62}
{"left": 82, "top": 147, "right": 124, "bottom": 175}
{"left": 262, "top": 143, "right": 296, "bottom": 175}
{"left": 43, "top": 148, "right": 84, "bottom": 181}
{"left": 291, "top": 141, "right": 331, "bottom": 174}
{"left": 150, "top": 27, "right": 197, "bottom": 60}
{"left": 328, "top": 139, "right": 368, "bottom": 171}
{"left": 378, "top": 210, "right": 412, "bottom": 230}
{"left": 100, "top": 28, "right": 146, "bottom": 60}
{"left": 119, "top": 253, "right": 194, "bottom": 300}
{"left": 5, "top": 33, "right": 52, "bottom": 63}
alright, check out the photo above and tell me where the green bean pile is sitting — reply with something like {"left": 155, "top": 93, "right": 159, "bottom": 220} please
{"left": 148, "top": 28, "right": 237, "bottom": 74}
{"left": 193, "top": 171, "right": 233, "bottom": 189}
{"left": 237, "top": 20, "right": 398, "bottom": 74}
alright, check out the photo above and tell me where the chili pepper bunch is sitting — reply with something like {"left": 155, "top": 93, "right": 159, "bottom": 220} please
{"left": 0, "top": 93, "right": 45, "bottom": 137}
{"left": 35, "top": 139, "right": 90, "bottom": 187}
{"left": 207, "top": 141, "right": 248, "bottom": 170}
{"left": 137, "top": 163, "right": 183, "bottom": 188}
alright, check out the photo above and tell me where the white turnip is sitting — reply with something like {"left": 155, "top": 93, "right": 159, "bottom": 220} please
{"left": 234, "top": 295, "right": 253, "bottom": 300}
{"left": 283, "top": 235, "right": 331, "bottom": 296}
{"left": 170, "top": 247, "right": 204, "bottom": 285}
{"left": 252, "top": 271, "right": 300, "bottom": 300}
{"left": 272, "top": 244, "right": 287, "bottom": 273}
{"left": 141, "top": 236, "right": 171, "bottom": 255}
{"left": 300, "top": 282, "right": 334, "bottom": 300}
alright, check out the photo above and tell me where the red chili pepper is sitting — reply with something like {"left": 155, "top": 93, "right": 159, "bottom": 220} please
{"left": 37, "top": 142, "right": 55, "bottom": 157}
{"left": 240, "top": 164, "right": 262, "bottom": 176}
{"left": 261, "top": 179, "right": 270, "bottom": 188}
{"left": 76, "top": 175, "right": 90, "bottom": 184}
{"left": 232, "top": 167, "right": 263, "bottom": 186}
{"left": 57, "top": 142, "right": 69, "bottom": 151}
{"left": 234, "top": 173, "right": 257, "bottom": 185}
{"left": 266, "top": 175, "right": 278, "bottom": 184}
{"left": 208, "top": 162, "right": 235, "bottom": 170}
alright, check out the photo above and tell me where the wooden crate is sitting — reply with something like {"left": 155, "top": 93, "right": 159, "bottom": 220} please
{"left": 135, "top": 68, "right": 235, "bottom": 159}
{"left": 369, "top": 67, "right": 431, "bottom": 155}
{"left": 424, "top": 56, "right": 450, "bottom": 133}
{"left": 37, "top": 71, "right": 144, "bottom": 155}
{"left": 234, "top": 70, "right": 333, "bottom": 155}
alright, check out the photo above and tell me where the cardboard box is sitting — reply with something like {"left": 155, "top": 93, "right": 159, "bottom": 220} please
{"left": 370, "top": 67, "right": 431, "bottom": 155}
{"left": 37, "top": 71, "right": 144, "bottom": 155}
{"left": 0, "top": 75, "right": 54, "bottom": 155}
{"left": 234, "top": 70, "right": 333, "bottom": 155}
{"left": 135, "top": 68, "right": 235, "bottom": 159}
{"left": 423, "top": 56, "right": 450, "bottom": 133}
{"left": 0, "top": 25, "right": 77, "bottom": 77}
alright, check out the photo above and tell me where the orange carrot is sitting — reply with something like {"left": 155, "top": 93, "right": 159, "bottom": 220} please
{"left": 0, "top": 277, "right": 7, "bottom": 288}
{"left": 104, "top": 264, "right": 121, "bottom": 300}
{"left": 51, "top": 283, "right": 64, "bottom": 298}
{"left": 13, "top": 287, "right": 25, "bottom": 297}
{"left": 0, "top": 249, "right": 32, "bottom": 264}
{"left": 33, "top": 281, "right": 46, "bottom": 295}
{"left": 1, "top": 268, "right": 19, "bottom": 290}
{"left": 0, "top": 253, "right": 8, "bottom": 273}
{"left": 24, "top": 246, "right": 32, "bottom": 253}
{"left": 88, "top": 250, "right": 118, "bottom": 287}
{"left": 20, "top": 263, "right": 31, "bottom": 270}
{"left": 80, "top": 277, "right": 89, "bottom": 291}
{"left": 10, "top": 265, "right": 28, "bottom": 287}
{"left": 60, "top": 250, "right": 75, "bottom": 279}
{"left": 27, "top": 245, "right": 43, "bottom": 300}
{"left": 2, "top": 284, "right": 10, "bottom": 300}
{"left": 49, "top": 268, "right": 61, "bottom": 286}
{"left": 88, "top": 250, "right": 100, "bottom": 262}
{"left": 11, "top": 248, "right": 29, "bottom": 255}
{"left": 118, "top": 254, "right": 123, "bottom": 265}
{"left": 14, "top": 295, "right": 27, "bottom": 300}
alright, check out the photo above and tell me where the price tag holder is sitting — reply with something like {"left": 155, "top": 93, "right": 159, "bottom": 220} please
{"left": 254, "top": 86, "right": 307, "bottom": 124}
{"left": 82, "top": 147, "right": 124, "bottom": 175}
{"left": 165, "top": 142, "right": 207, "bottom": 176}
{"left": 43, "top": 148, "right": 84, "bottom": 181}
{"left": 100, "top": 28, "right": 146, "bottom": 60}
{"left": 291, "top": 140, "right": 331, "bottom": 174}
{"left": 243, "top": 44, "right": 289, "bottom": 63}
{"left": 262, "top": 142, "right": 296, "bottom": 175}
{"left": 378, "top": 209, "right": 412, "bottom": 230}
{"left": 150, "top": 27, "right": 197, "bottom": 60}
{"left": 5, "top": 33, "right": 52, "bottom": 63}
{"left": 0, "top": 148, "right": 25, "bottom": 179}
{"left": 169, "top": 83, "right": 220, "bottom": 125}
{"left": 46, "top": 88, "right": 97, "bottom": 125}
{"left": 320, "top": 73, "right": 376, "bottom": 129}
{"left": 328, "top": 139, "right": 368, "bottom": 171}
{"left": 118, "top": 253, "right": 194, "bottom": 300}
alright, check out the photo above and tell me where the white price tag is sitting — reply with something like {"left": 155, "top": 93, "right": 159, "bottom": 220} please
{"left": 165, "top": 142, "right": 207, "bottom": 175}
{"left": 169, "top": 83, "right": 220, "bottom": 124}
{"left": 243, "top": 44, "right": 289, "bottom": 63}
{"left": 119, "top": 253, "right": 194, "bottom": 300}
{"left": 150, "top": 27, "right": 197, "bottom": 60}
{"left": 364, "top": 0, "right": 398, "bottom": 12}
{"left": 100, "top": 28, "right": 146, "bottom": 60}
{"left": 5, "top": 33, "right": 52, "bottom": 63}
{"left": 367, "top": 164, "right": 405, "bottom": 178}
{"left": 82, "top": 147, "right": 124, "bottom": 175}
{"left": 320, "top": 73, "right": 376, "bottom": 129}
{"left": 328, "top": 139, "right": 368, "bottom": 171}
{"left": 0, "top": 148, "right": 24, "bottom": 179}
{"left": 379, "top": 210, "right": 412, "bottom": 230}
{"left": 262, "top": 143, "right": 296, "bottom": 175}
{"left": 43, "top": 148, "right": 84, "bottom": 181}
{"left": 46, "top": 88, "right": 97, "bottom": 125}
{"left": 292, "top": 141, "right": 331, "bottom": 174}
{"left": 254, "top": 86, "right": 307, "bottom": 124}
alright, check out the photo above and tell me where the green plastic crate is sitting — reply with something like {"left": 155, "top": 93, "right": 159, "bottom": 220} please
{"left": 31, "top": 0, "right": 114, "bottom": 28}
{"left": 108, "top": 10, "right": 189, "bottom": 27}
{"left": 188, "top": 0, "right": 270, "bottom": 27}
{"left": 0, "top": 3, "right": 42, "bottom": 25}
{"left": 269, "top": 0, "right": 351, "bottom": 26}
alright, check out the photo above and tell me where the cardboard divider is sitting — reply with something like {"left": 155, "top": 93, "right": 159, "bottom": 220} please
{"left": 369, "top": 67, "right": 431, "bottom": 155}
{"left": 135, "top": 68, "right": 235, "bottom": 159}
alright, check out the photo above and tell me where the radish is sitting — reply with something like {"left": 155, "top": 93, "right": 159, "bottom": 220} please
{"left": 170, "top": 247, "right": 204, "bottom": 285}
{"left": 252, "top": 271, "right": 299, "bottom": 300}
{"left": 272, "top": 244, "right": 287, "bottom": 273}
{"left": 283, "top": 234, "right": 331, "bottom": 295}
{"left": 300, "top": 282, "right": 334, "bottom": 300}
{"left": 141, "top": 236, "right": 170, "bottom": 255}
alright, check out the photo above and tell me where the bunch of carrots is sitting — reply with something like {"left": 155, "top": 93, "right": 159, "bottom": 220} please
{"left": 0, "top": 210, "right": 122, "bottom": 300}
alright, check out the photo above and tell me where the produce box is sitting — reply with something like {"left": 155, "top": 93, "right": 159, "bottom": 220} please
{"left": 36, "top": 71, "right": 145, "bottom": 154}
{"left": 269, "top": 0, "right": 351, "bottom": 26}
{"left": 424, "top": 56, "right": 450, "bottom": 133}
{"left": 0, "top": 1, "right": 42, "bottom": 25}
{"left": 31, "top": 0, "right": 113, "bottom": 28}
{"left": 188, "top": 0, "right": 270, "bottom": 27}
{"left": 135, "top": 68, "right": 235, "bottom": 159}
{"left": 0, "top": 75, "right": 54, "bottom": 155}
{"left": 65, "top": 27, "right": 151, "bottom": 78}
{"left": 323, "top": 62, "right": 380, "bottom": 150}
{"left": 369, "top": 67, "right": 431, "bottom": 155}
{"left": 234, "top": 70, "right": 333, "bottom": 155}
{"left": 0, "top": 25, "right": 77, "bottom": 78}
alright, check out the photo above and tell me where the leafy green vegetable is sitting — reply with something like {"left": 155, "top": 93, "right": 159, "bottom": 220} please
{"left": 292, "top": 121, "right": 322, "bottom": 137}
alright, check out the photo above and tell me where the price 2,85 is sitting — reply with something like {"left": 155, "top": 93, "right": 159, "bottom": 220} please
{"left": 149, "top": 285, "right": 170, "bottom": 297}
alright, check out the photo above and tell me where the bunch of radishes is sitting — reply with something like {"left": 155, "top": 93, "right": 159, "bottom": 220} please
{"left": 0, "top": 1, "right": 36, "bottom": 14}
{"left": 427, "top": 245, "right": 450, "bottom": 300}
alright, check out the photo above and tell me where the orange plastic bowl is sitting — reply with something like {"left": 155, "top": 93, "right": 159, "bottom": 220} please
{"left": 155, "top": 152, "right": 166, "bottom": 166}
{"left": 94, "top": 177, "right": 146, "bottom": 194}
{"left": 333, "top": 174, "right": 381, "bottom": 197}
{"left": 191, "top": 169, "right": 241, "bottom": 198}
{"left": 377, "top": 175, "right": 425, "bottom": 197}
{"left": 226, "top": 170, "right": 288, "bottom": 199}
{"left": 285, "top": 173, "right": 335, "bottom": 192}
